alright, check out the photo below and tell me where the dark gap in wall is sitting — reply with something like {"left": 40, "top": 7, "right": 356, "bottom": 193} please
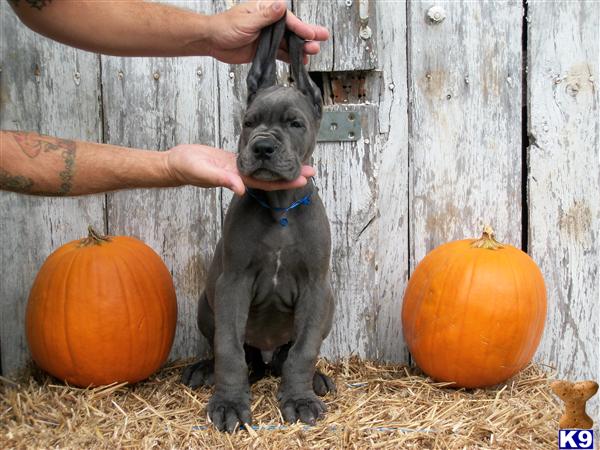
{"left": 98, "top": 54, "right": 110, "bottom": 236}
{"left": 405, "top": 0, "right": 414, "bottom": 367}
{"left": 210, "top": 2, "right": 225, "bottom": 231}
{"left": 521, "top": 0, "right": 530, "bottom": 253}
{"left": 103, "top": 195, "right": 110, "bottom": 235}
{"left": 308, "top": 71, "right": 325, "bottom": 99}
{"left": 308, "top": 71, "right": 380, "bottom": 105}
{"left": 218, "top": 62, "right": 224, "bottom": 230}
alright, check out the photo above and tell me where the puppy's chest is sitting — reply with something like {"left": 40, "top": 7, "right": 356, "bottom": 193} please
{"left": 252, "top": 248, "right": 299, "bottom": 308}
{"left": 244, "top": 249, "right": 298, "bottom": 351}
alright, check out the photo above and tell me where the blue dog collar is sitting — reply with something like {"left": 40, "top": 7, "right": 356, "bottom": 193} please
{"left": 246, "top": 188, "right": 312, "bottom": 227}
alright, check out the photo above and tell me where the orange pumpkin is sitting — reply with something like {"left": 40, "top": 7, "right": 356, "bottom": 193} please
{"left": 402, "top": 226, "right": 547, "bottom": 388}
{"left": 26, "top": 226, "right": 177, "bottom": 387}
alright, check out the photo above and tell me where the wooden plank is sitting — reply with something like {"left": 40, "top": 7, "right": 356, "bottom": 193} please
{"left": 315, "top": 105, "right": 380, "bottom": 360}
{"left": 408, "top": 1, "right": 523, "bottom": 264}
{"left": 372, "top": 0, "right": 410, "bottom": 363}
{"left": 213, "top": 0, "right": 253, "bottom": 212}
{"left": 0, "top": 6, "right": 104, "bottom": 375}
{"left": 100, "top": 1, "right": 221, "bottom": 362}
{"left": 293, "top": 0, "right": 333, "bottom": 72}
{"left": 528, "top": 0, "right": 599, "bottom": 418}
{"left": 294, "top": 0, "right": 377, "bottom": 72}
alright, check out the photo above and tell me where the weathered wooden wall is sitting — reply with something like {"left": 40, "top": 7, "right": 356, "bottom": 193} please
{"left": 527, "top": 0, "right": 599, "bottom": 419}
{"left": 0, "top": 9, "right": 105, "bottom": 374}
{"left": 408, "top": 0, "right": 523, "bottom": 259}
{"left": 1, "top": 0, "right": 598, "bottom": 419}
{"left": 100, "top": 0, "right": 221, "bottom": 365}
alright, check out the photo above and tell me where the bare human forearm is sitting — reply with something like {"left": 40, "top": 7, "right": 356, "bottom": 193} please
{"left": 0, "top": 131, "right": 175, "bottom": 196}
{"left": 8, "top": 0, "right": 213, "bottom": 57}
{"left": 8, "top": 1, "right": 329, "bottom": 64}
{"left": 0, "top": 131, "right": 316, "bottom": 196}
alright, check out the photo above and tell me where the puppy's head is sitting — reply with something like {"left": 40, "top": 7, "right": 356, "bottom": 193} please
{"left": 237, "top": 16, "right": 323, "bottom": 182}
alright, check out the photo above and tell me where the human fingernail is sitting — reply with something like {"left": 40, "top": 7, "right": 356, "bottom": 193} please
{"left": 272, "top": 2, "right": 283, "bottom": 12}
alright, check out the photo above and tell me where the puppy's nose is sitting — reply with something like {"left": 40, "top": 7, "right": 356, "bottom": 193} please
{"left": 252, "top": 140, "right": 275, "bottom": 160}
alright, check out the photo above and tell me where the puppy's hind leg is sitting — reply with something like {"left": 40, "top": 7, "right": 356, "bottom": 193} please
{"left": 182, "top": 345, "right": 267, "bottom": 388}
{"left": 181, "top": 291, "right": 216, "bottom": 388}
{"left": 182, "top": 359, "right": 215, "bottom": 388}
{"left": 271, "top": 343, "right": 336, "bottom": 397}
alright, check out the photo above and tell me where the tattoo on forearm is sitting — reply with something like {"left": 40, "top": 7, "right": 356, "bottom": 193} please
{"left": 0, "top": 169, "right": 34, "bottom": 193}
{"left": 59, "top": 143, "right": 76, "bottom": 194}
{"left": 10, "top": 0, "right": 52, "bottom": 10}
{"left": 11, "top": 132, "right": 77, "bottom": 195}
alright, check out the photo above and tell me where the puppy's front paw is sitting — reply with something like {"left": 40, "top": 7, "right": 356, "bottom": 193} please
{"left": 208, "top": 393, "right": 251, "bottom": 433}
{"left": 279, "top": 391, "right": 327, "bottom": 425}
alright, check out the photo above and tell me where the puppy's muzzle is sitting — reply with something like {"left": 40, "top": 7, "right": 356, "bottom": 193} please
{"left": 252, "top": 139, "right": 276, "bottom": 161}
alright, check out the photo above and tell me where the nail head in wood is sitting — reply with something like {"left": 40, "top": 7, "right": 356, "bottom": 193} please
{"left": 359, "top": 25, "right": 372, "bottom": 40}
{"left": 427, "top": 6, "right": 446, "bottom": 24}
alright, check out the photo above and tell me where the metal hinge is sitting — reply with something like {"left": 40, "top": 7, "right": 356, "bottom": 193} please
{"left": 317, "top": 111, "right": 362, "bottom": 142}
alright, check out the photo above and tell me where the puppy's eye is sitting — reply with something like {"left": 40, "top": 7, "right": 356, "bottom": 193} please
{"left": 243, "top": 120, "right": 254, "bottom": 128}
{"left": 290, "top": 120, "right": 304, "bottom": 129}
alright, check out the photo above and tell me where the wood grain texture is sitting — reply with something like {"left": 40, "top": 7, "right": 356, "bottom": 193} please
{"left": 293, "top": 0, "right": 406, "bottom": 362}
{"left": 528, "top": 0, "right": 599, "bottom": 418}
{"left": 372, "top": 0, "right": 410, "bottom": 363}
{"left": 100, "top": 1, "right": 221, "bottom": 362}
{"left": 315, "top": 104, "right": 380, "bottom": 360}
{"left": 294, "top": 0, "right": 377, "bottom": 72}
{"left": 214, "top": 0, "right": 255, "bottom": 212}
{"left": 0, "top": 6, "right": 105, "bottom": 375}
{"left": 408, "top": 0, "right": 523, "bottom": 265}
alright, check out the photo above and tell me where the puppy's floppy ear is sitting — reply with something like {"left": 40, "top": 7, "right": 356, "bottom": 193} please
{"left": 288, "top": 32, "right": 323, "bottom": 119}
{"left": 247, "top": 15, "right": 286, "bottom": 104}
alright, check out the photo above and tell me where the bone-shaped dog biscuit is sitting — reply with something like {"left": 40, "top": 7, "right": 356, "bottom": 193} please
{"left": 551, "top": 380, "right": 598, "bottom": 429}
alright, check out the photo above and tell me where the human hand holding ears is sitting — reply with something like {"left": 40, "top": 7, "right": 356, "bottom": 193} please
{"left": 207, "top": 0, "right": 329, "bottom": 64}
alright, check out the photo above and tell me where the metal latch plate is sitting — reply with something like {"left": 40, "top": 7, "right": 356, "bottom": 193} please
{"left": 317, "top": 111, "right": 362, "bottom": 142}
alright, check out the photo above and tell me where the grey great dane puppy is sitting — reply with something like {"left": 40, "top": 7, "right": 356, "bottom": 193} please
{"left": 182, "top": 16, "right": 335, "bottom": 433}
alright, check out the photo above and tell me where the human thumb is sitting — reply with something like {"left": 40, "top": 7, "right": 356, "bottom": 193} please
{"left": 226, "top": 174, "right": 246, "bottom": 197}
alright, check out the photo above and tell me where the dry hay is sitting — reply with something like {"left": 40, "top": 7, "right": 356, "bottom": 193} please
{"left": 1, "top": 357, "right": 561, "bottom": 449}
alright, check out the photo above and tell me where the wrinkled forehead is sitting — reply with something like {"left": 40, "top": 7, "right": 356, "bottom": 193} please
{"left": 246, "top": 86, "right": 313, "bottom": 118}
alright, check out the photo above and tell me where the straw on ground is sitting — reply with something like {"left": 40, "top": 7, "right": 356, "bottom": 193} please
{"left": 1, "top": 357, "right": 560, "bottom": 449}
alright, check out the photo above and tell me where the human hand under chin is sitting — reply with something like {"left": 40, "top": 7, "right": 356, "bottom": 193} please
{"left": 165, "top": 144, "right": 315, "bottom": 196}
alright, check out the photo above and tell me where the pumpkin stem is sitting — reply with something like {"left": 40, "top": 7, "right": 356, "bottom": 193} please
{"left": 470, "top": 225, "right": 504, "bottom": 250}
{"left": 79, "top": 225, "right": 111, "bottom": 247}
